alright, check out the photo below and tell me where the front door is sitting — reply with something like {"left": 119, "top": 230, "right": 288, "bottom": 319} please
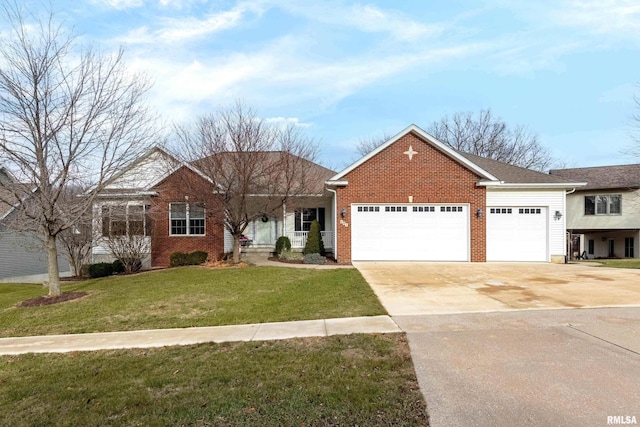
{"left": 254, "top": 217, "right": 274, "bottom": 245}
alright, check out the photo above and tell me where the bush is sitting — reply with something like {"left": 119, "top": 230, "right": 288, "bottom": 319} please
{"left": 87, "top": 262, "right": 114, "bottom": 278}
{"left": 170, "top": 252, "right": 189, "bottom": 267}
{"left": 112, "top": 259, "right": 125, "bottom": 274}
{"left": 303, "top": 220, "right": 325, "bottom": 255}
{"left": 279, "top": 249, "right": 303, "bottom": 261}
{"left": 275, "top": 236, "right": 291, "bottom": 255}
{"left": 303, "top": 253, "right": 326, "bottom": 265}
{"left": 188, "top": 251, "right": 208, "bottom": 265}
{"left": 170, "top": 251, "right": 208, "bottom": 267}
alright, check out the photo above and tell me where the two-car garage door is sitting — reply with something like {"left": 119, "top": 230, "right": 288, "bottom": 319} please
{"left": 351, "top": 204, "right": 469, "bottom": 261}
{"left": 351, "top": 204, "right": 549, "bottom": 262}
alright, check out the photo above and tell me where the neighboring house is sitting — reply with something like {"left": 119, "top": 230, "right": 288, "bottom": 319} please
{"left": 92, "top": 124, "right": 585, "bottom": 267}
{"left": 91, "top": 147, "right": 335, "bottom": 268}
{"left": 0, "top": 167, "right": 69, "bottom": 281}
{"left": 550, "top": 164, "right": 640, "bottom": 259}
{"left": 326, "top": 125, "right": 585, "bottom": 263}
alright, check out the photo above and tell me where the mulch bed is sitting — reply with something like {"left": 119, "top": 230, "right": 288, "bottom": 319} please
{"left": 268, "top": 257, "right": 338, "bottom": 265}
{"left": 18, "top": 292, "right": 88, "bottom": 308}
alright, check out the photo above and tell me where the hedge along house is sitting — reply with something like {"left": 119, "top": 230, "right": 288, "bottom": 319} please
{"left": 325, "top": 125, "right": 586, "bottom": 264}
{"left": 91, "top": 147, "right": 336, "bottom": 268}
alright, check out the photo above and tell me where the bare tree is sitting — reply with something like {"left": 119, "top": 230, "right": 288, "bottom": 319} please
{"left": 58, "top": 217, "right": 92, "bottom": 277}
{"left": 355, "top": 133, "right": 391, "bottom": 157}
{"left": 428, "top": 109, "right": 556, "bottom": 171}
{"left": 174, "top": 102, "right": 320, "bottom": 263}
{"left": 0, "top": 3, "right": 157, "bottom": 296}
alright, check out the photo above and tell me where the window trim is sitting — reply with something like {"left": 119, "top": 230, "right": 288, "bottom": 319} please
{"left": 169, "top": 202, "right": 206, "bottom": 236}
{"left": 101, "top": 203, "right": 151, "bottom": 237}
{"left": 584, "top": 194, "right": 622, "bottom": 216}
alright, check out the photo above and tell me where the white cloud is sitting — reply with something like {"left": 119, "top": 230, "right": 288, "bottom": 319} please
{"left": 264, "top": 117, "right": 313, "bottom": 128}
{"left": 550, "top": 0, "right": 640, "bottom": 38}
{"left": 93, "top": 0, "right": 145, "bottom": 9}
{"left": 116, "top": 2, "right": 264, "bottom": 44}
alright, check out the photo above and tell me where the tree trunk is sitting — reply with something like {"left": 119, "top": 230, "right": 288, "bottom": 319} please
{"left": 45, "top": 234, "right": 61, "bottom": 296}
{"left": 232, "top": 235, "right": 242, "bottom": 264}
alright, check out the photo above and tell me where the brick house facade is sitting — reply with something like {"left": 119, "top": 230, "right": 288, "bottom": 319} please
{"left": 150, "top": 166, "right": 225, "bottom": 267}
{"left": 331, "top": 131, "right": 487, "bottom": 263}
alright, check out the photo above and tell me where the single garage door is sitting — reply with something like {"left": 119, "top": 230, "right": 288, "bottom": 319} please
{"left": 486, "top": 207, "right": 548, "bottom": 261}
{"left": 351, "top": 204, "right": 469, "bottom": 261}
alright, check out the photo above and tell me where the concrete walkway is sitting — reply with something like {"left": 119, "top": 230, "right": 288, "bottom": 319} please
{"left": 0, "top": 315, "right": 400, "bottom": 355}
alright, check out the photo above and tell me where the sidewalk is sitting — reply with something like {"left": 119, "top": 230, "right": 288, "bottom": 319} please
{"left": 0, "top": 315, "right": 401, "bottom": 355}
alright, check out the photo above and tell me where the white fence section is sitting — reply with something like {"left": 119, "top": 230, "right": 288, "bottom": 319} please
{"left": 289, "top": 231, "right": 334, "bottom": 249}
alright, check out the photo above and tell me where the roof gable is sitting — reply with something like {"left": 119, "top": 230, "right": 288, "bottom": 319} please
{"left": 328, "top": 124, "right": 498, "bottom": 183}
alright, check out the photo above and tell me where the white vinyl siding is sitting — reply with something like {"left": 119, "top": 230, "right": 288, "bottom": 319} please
{"left": 486, "top": 190, "right": 565, "bottom": 260}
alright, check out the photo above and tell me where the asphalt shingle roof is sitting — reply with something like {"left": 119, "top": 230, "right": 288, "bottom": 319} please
{"left": 549, "top": 164, "right": 640, "bottom": 190}
{"left": 457, "top": 152, "right": 577, "bottom": 184}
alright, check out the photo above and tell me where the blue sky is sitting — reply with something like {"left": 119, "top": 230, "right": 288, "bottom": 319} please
{"left": 18, "top": 1, "right": 640, "bottom": 170}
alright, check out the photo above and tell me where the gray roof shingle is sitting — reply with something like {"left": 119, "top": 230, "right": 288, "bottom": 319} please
{"left": 458, "top": 152, "right": 577, "bottom": 184}
{"left": 549, "top": 164, "right": 640, "bottom": 190}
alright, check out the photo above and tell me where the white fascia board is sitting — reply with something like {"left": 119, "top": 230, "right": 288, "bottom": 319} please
{"left": 328, "top": 124, "right": 499, "bottom": 182}
{"left": 480, "top": 182, "right": 588, "bottom": 189}
{"left": 95, "top": 191, "right": 159, "bottom": 198}
{"left": 325, "top": 180, "right": 348, "bottom": 186}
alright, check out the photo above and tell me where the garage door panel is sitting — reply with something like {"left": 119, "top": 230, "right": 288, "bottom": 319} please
{"left": 351, "top": 204, "right": 469, "bottom": 261}
{"left": 487, "top": 207, "right": 547, "bottom": 262}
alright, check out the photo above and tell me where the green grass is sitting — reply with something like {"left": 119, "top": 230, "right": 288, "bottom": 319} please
{"left": 0, "top": 334, "right": 428, "bottom": 426}
{"left": 579, "top": 259, "right": 640, "bottom": 269}
{"left": 0, "top": 266, "right": 385, "bottom": 337}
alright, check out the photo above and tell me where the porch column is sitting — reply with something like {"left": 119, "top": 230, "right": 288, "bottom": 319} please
{"left": 282, "top": 202, "right": 286, "bottom": 238}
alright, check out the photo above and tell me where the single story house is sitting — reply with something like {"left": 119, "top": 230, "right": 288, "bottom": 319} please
{"left": 550, "top": 164, "right": 640, "bottom": 259}
{"left": 91, "top": 124, "right": 585, "bottom": 267}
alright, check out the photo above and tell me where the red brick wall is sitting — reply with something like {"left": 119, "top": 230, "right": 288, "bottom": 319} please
{"left": 335, "top": 132, "right": 486, "bottom": 263}
{"left": 150, "top": 167, "right": 224, "bottom": 267}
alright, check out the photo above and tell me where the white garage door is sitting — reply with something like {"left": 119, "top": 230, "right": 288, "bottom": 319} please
{"left": 351, "top": 204, "right": 469, "bottom": 261}
{"left": 486, "top": 207, "right": 548, "bottom": 261}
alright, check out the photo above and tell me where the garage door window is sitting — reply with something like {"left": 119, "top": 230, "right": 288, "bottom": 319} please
{"left": 490, "top": 208, "right": 512, "bottom": 214}
{"left": 384, "top": 206, "right": 407, "bottom": 212}
{"left": 412, "top": 206, "right": 436, "bottom": 212}
{"left": 356, "top": 206, "right": 379, "bottom": 212}
{"left": 519, "top": 208, "right": 541, "bottom": 214}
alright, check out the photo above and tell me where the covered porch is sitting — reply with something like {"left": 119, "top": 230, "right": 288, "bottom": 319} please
{"left": 242, "top": 197, "right": 335, "bottom": 251}
{"left": 569, "top": 229, "right": 639, "bottom": 259}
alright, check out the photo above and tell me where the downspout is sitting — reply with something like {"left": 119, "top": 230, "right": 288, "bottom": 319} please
{"left": 564, "top": 188, "right": 576, "bottom": 263}
{"left": 327, "top": 187, "right": 338, "bottom": 261}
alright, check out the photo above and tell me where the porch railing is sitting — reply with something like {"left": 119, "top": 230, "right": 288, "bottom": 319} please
{"left": 289, "top": 231, "right": 334, "bottom": 249}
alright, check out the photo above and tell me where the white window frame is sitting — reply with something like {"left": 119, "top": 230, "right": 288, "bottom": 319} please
{"left": 101, "top": 203, "right": 151, "bottom": 237}
{"left": 585, "top": 195, "right": 621, "bottom": 216}
{"left": 169, "top": 202, "right": 206, "bottom": 236}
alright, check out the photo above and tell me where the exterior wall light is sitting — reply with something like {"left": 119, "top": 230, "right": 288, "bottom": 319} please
{"left": 341, "top": 207, "right": 347, "bottom": 217}
{"left": 554, "top": 210, "right": 563, "bottom": 220}
{"left": 476, "top": 208, "right": 483, "bottom": 218}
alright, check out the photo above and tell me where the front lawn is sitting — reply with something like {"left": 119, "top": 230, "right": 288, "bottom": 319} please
{"left": 0, "top": 334, "right": 428, "bottom": 426}
{"left": 0, "top": 266, "right": 385, "bottom": 337}
{"left": 579, "top": 259, "right": 640, "bottom": 269}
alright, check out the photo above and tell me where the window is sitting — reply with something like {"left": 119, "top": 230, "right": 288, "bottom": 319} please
{"left": 588, "top": 239, "right": 594, "bottom": 255}
{"left": 170, "top": 203, "right": 206, "bottom": 236}
{"left": 101, "top": 204, "right": 152, "bottom": 237}
{"left": 585, "top": 195, "right": 621, "bottom": 215}
{"left": 625, "top": 237, "right": 634, "bottom": 258}
{"left": 294, "top": 208, "right": 325, "bottom": 231}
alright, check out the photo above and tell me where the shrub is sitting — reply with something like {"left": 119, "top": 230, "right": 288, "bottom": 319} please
{"left": 303, "top": 253, "right": 326, "bottom": 265}
{"left": 303, "top": 220, "right": 325, "bottom": 255}
{"left": 170, "top": 252, "right": 189, "bottom": 267}
{"left": 87, "top": 262, "right": 114, "bottom": 278}
{"left": 120, "top": 257, "right": 142, "bottom": 273}
{"left": 279, "top": 249, "right": 303, "bottom": 261}
{"left": 275, "top": 236, "right": 291, "bottom": 255}
{"left": 112, "top": 259, "right": 125, "bottom": 274}
{"left": 170, "top": 251, "right": 208, "bottom": 267}
{"left": 188, "top": 251, "right": 208, "bottom": 265}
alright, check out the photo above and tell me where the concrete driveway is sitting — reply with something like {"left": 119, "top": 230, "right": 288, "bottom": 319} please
{"left": 354, "top": 262, "right": 640, "bottom": 315}
{"left": 397, "top": 308, "right": 640, "bottom": 427}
